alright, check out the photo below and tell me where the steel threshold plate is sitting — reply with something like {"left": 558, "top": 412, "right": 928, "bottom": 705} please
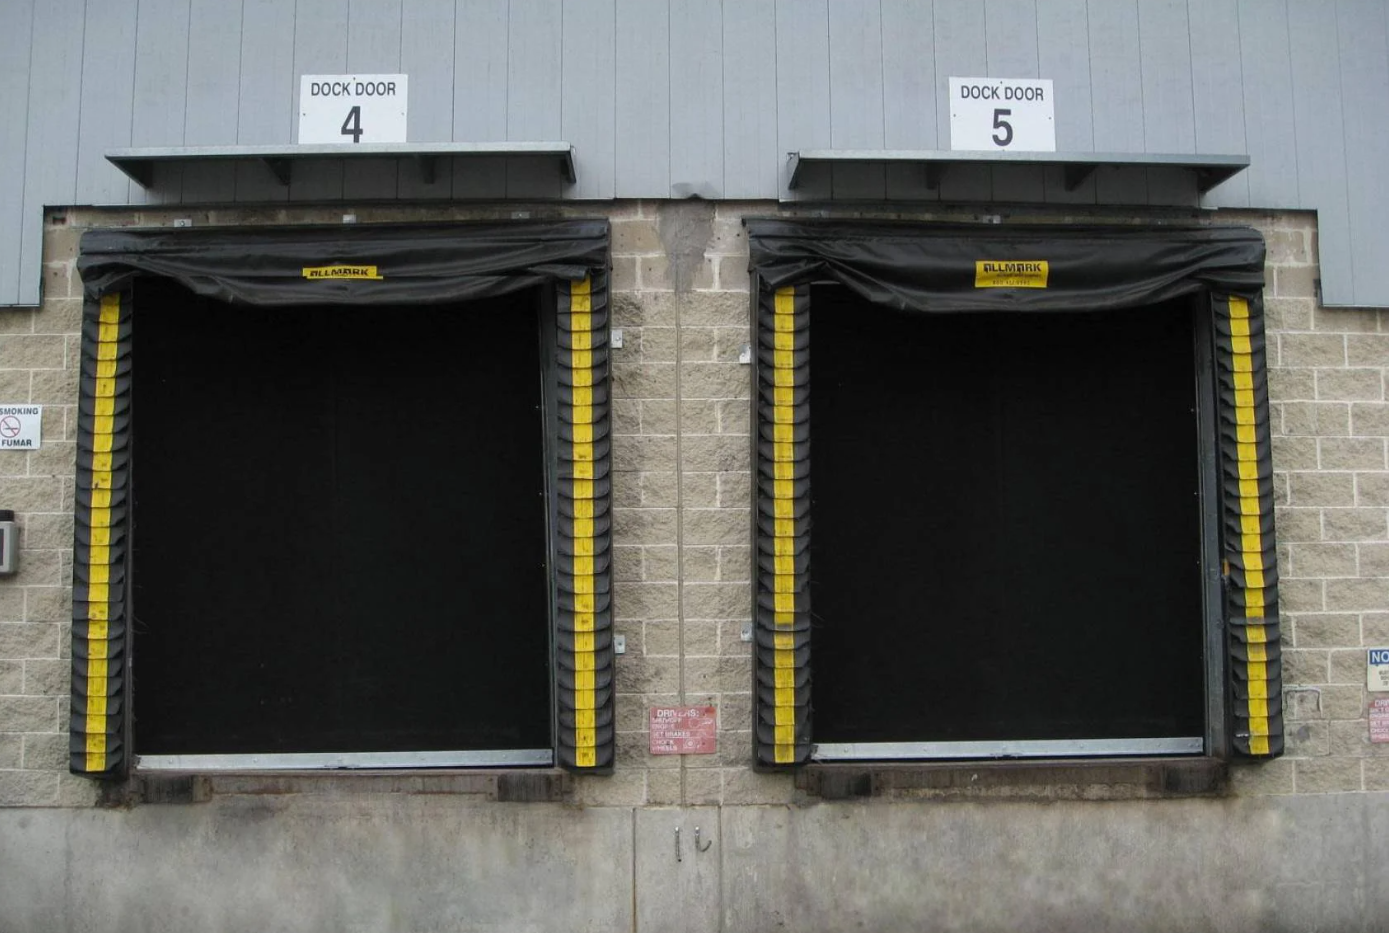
{"left": 136, "top": 749, "right": 554, "bottom": 771}
{"left": 812, "top": 737, "right": 1204, "bottom": 761}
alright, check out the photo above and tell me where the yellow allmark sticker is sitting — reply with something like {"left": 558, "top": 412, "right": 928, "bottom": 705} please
{"left": 302, "top": 265, "right": 384, "bottom": 280}
{"left": 975, "top": 260, "right": 1049, "bottom": 288}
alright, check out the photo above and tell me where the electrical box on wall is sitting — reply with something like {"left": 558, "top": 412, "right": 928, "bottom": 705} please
{"left": 0, "top": 510, "right": 16, "bottom": 574}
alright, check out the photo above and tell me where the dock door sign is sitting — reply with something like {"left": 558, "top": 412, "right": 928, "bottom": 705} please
{"left": 949, "top": 77, "right": 1055, "bottom": 152}
{"left": 299, "top": 75, "right": 408, "bottom": 145}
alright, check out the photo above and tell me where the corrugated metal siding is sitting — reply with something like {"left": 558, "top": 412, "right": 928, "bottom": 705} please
{"left": 1, "top": 0, "right": 1388, "bottom": 305}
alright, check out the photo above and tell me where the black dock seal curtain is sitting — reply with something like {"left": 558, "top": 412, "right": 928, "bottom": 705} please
{"left": 746, "top": 220, "right": 1280, "bottom": 766}
{"left": 70, "top": 220, "right": 614, "bottom": 776}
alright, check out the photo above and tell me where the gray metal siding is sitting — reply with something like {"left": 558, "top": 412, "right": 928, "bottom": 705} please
{"left": 3, "top": 0, "right": 1389, "bottom": 305}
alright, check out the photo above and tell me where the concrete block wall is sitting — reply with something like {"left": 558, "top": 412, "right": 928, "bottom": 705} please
{"left": 0, "top": 203, "right": 1386, "bottom": 808}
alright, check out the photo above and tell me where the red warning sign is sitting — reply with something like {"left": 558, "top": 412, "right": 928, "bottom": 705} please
{"left": 1371, "top": 697, "right": 1389, "bottom": 744}
{"left": 650, "top": 706, "right": 717, "bottom": 755}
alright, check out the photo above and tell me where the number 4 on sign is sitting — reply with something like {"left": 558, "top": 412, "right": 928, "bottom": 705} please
{"left": 341, "top": 106, "right": 364, "bottom": 143}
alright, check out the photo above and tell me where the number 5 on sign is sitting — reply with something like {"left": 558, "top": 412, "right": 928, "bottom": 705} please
{"left": 299, "top": 75, "right": 409, "bottom": 145}
{"left": 948, "top": 77, "right": 1055, "bottom": 152}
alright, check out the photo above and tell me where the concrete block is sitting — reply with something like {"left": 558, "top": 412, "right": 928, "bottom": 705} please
{"left": 1272, "top": 436, "right": 1319, "bottom": 473}
{"left": 22, "top": 658, "right": 67, "bottom": 696}
{"left": 640, "top": 326, "right": 677, "bottom": 363}
{"left": 681, "top": 435, "right": 749, "bottom": 473}
{"left": 1329, "top": 720, "right": 1386, "bottom": 758}
{"left": 21, "top": 731, "right": 67, "bottom": 770}
{"left": 681, "top": 472, "right": 719, "bottom": 509}
{"left": 1285, "top": 720, "right": 1330, "bottom": 756}
{"left": 1315, "top": 307, "right": 1380, "bottom": 334}
{"left": 0, "top": 770, "right": 58, "bottom": 807}
{"left": 684, "top": 768, "right": 723, "bottom": 805}
{"left": 612, "top": 362, "right": 676, "bottom": 400}
{"left": 681, "top": 509, "right": 750, "bottom": 546}
{"left": 0, "top": 659, "right": 21, "bottom": 694}
{"left": 0, "top": 334, "right": 66, "bottom": 371}
{"left": 1266, "top": 229, "right": 1311, "bottom": 265}
{"left": 1330, "top": 648, "right": 1370, "bottom": 683}
{"left": 646, "top": 768, "right": 682, "bottom": 805}
{"left": 1322, "top": 509, "right": 1388, "bottom": 542}
{"left": 1283, "top": 474, "right": 1350, "bottom": 510}
{"left": 612, "top": 471, "right": 642, "bottom": 507}
{"left": 1278, "top": 578, "right": 1325, "bottom": 613}
{"left": 642, "top": 545, "right": 678, "bottom": 581}
{"left": 1281, "top": 333, "right": 1345, "bottom": 367}
{"left": 0, "top": 695, "right": 58, "bottom": 733}
{"left": 680, "top": 546, "right": 717, "bottom": 583}
{"left": 1268, "top": 365, "right": 1316, "bottom": 400}
{"left": 1294, "top": 758, "right": 1362, "bottom": 793}
{"left": 1320, "top": 685, "right": 1368, "bottom": 719}
{"left": 1346, "top": 334, "right": 1389, "bottom": 366}
{"left": 612, "top": 434, "right": 677, "bottom": 473}
{"left": 1273, "top": 507, "right": 1321, "bottom": 542}
{"left": 680, "top": 292, "right": 749, "bottom": 326}
{"left": 1357, "top": 474, "right": 1389, "bottom": 506}
{"left": 679, "top": 326, "right": 717, "bottom": 361}
{"left": 7, "top": 550, "right": 59, "bottom": 587}
{"left": 0, "top": 310, "right": 33, "bottom": 336}
{"left": 716, "top": 256, "right": 751, "bottom": 292}
{"left": 1357, "top": 542, "right": 1389, "bottom": 575}
{"left": 16, "top": 514, "right": 72, "bottom": 551}
{"left": 613, "top": 583, "right": 678, "bottom": 621}
{"left": 682, "top": 583, "right": 752, "bottom": 620}
{"left": 1274, "top": 265, "right": 1317, "bottom": 299}
{"left": 1318, "top": 368, "right": 1384, "bottom": 401}
{"left": 677, "top": 399, "right": 719, "bottom": 434}
{"left": 611, "top": 218, "right": 663, "bottom": 256}
{"left": 1351, "top": 401, "right": 1389, "bottom": 436}
{"left": 719, "top": 621, "right": 753, "bottom": 656}
{"left": 680, "top": 362, "right": 751, "bottom": 400}
{"left": 615, "top": 656, "right": 680, "bottom": 694}
{"left": 572, "top": 769, "right": 648, "bottom": 808}
{"left": 1325, "top": 574, "right": 1389, "bottom": 617}
{"left": 611, "top": 398, "right": 641, "bottom": 434}
{"left": 0, "top": 369, "right": 29, "bottom": 400}
{"left": 640, "top": 473, "right": 679, "bottom": 508}
{"left": 717, "top": 474, "right": 750, "bottom": 510}
{"left": 1283, "top": 648, "right": 1330, "bottom": 685}
{"left": 1319, "top": 437, "right": 1386, "bottom": 470}
{"left": 717, "top": 546, "right": 751, "bottom": 582}
{"left": 31, "top": 300, "right": 82, "bottom": 337}
{"left": 28, "top": 441, "right": 75, "bottom": 478}
{"left": 1, "top": 478, "right": 62, "bottom": 513}
{"left": 1365, "top": 758, "right": 1389, "bottom": 790}
{"left": 0, "top": 623, "right": 60, "bottom": 660}
{"left": 1364, "top": 612, "right": 1389, "bottom": 643}
{"left": 0, "top": 589, "right": 22, "bottom": 624}
{"left": 1229, "top": 759, "right": 1295, "bottom": 796}
{"left": 682, "top": 621, "right": 720, "bottom": 657}
{"left": 1282, "top": 401, "right": 1350, "bottom": 436}
{"left": 713, "top": 327, "right": 749, "bottom": 362}
{"left": 716, "top": 400, "right": 750, "bottom": 435}
{"left": 1293, "top": 613, "right": 1360, "bottom": 649}
{"left": 612, "top": 545, "right": 643, "bottom": 583}
{"left": 41, "top": 262, "right": 73, "bottom": 302}
{"left": 1288, "top": 543, "right": 1357, "bottom": 577}
{"left": 613, "top": 508, "right": 677, "bottom": 546}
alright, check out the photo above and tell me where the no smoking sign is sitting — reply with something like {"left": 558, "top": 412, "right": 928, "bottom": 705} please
{"left": 0, "top": 405, "right": 41, "bottom": 450}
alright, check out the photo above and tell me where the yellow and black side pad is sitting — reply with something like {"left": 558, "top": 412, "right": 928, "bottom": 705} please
{"left": 554, "top": 274, "right": 616, "bottom": 770}
{"left": 1214, "top": 293, "right": 1283, "bottom": 757}
{"left": 752, "top": 284, "right": 812, "bottom": 766}
{"left": 71, "top": 292, "right": 132, "bottom": 776}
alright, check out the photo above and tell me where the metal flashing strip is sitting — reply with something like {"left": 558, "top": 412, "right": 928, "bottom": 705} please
{"left": 785, "top": 149, "right": 1249, "bottom": 195}
{"left": 136, "top": 749, "right": 555, "bottom": 771}
{"left": 106, "top": 142, "right": 576, "bottom": 189}
{"left": 812, "top": 738, "right": 1205, "bottom": 760}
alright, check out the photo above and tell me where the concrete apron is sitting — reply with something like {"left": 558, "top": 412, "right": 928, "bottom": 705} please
{"left": 1, "top": 793, "right": 1386, "bottom": 932}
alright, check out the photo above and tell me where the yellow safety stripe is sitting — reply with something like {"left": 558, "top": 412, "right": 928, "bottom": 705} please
{"left": 568, "top": 277, "right": 599, "bottom": 768}
{"left": 1230, "top": 296, "right": 1271, "bottom": 756}
{"left": 84, "top": 293, "right": 123, "bottom": 772}
{"left": 770, "top": 287, "right": 801, "bottom": 763}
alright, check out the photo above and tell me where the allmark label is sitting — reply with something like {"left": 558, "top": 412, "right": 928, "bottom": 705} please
{"left": 302, "top": 265, "right": 383, "bottom": 280}
{"left": 975, "top": 260, "right": 1049, "bottom": 288}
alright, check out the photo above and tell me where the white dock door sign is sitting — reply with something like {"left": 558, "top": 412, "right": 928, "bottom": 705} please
{"left": 299, "top": 75, "right": 409, "bottom": 144}
{"left": 949, "top": 77, "right": 1056, "bottom": 152}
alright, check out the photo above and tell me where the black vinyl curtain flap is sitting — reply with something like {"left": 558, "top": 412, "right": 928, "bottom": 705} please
{"left": 78, "top": 220, "right": 609, "bottom": 306}
{"left": 745, "top": 219, "right": 1280, "bottom": 766}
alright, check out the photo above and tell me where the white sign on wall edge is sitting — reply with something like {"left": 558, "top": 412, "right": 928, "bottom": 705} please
{"left": 0, "top": 404, "right": 41, "bottom": 450}
{"left": 1369, "top": 647, "right": 1389, "bottom": 692}
{"left": 299, "top": 74, "right": 409, "bottom": 145}
{"left": 949, "top": 77, "right": 1055, "bottom": 153}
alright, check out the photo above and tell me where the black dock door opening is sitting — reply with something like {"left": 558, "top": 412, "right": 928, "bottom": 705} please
{"left": 130, "top": 277, "right": 551, "bottom": 756}
{"left": 809, "top": 286, "right": 1206, "bottom": 747}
